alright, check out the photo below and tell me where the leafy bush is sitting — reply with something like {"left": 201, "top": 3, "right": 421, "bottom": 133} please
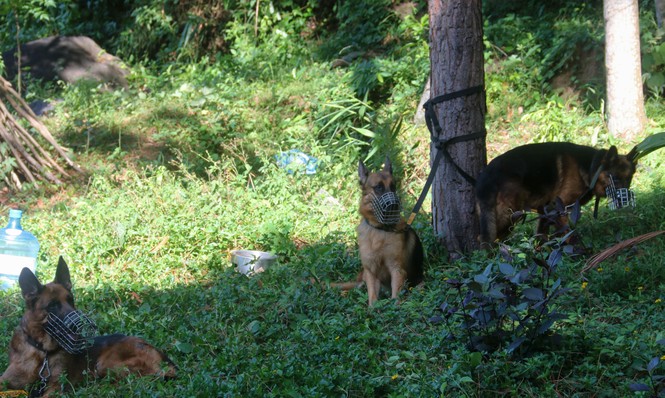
{"left": 629, "top": 342, "right": 665, "bottom": 397}
{"left": 317, "top": 0, "right": 396, "bottom": 57}
{"left": 484, "top": 2, "right": 604, "bottom": 108}
{"left": 432, "top": 238, "right": 572, "bottom": 358}
{"left": 641, "top": 10, "right": 665, "bottom": 96}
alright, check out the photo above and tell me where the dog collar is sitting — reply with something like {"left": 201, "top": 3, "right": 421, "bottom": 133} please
{"left": 22, "top": 327, "right": 60, "bottom": 356}
{"left": 23, "top": 330, "right": 47, "bottom": 353}
{"left": 364, "top": 218, "right": 391, "bottom": 231}
{"left": 363, "top": 218, "right": 407, "bottom": 233}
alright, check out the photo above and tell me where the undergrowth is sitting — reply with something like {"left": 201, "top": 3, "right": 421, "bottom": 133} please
{"left": 1, "top": 1, "right": 665, "bottom": 397}
{"left": 1, "top": 149, "right": 663, "bottom": 396}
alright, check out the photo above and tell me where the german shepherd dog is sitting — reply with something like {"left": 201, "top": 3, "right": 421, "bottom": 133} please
{"left": 0, "top": 257, "right": 176, "bottom": 396}
{"left": 475, "top": 142, "right": 637, "bottom": 245}
{"left": 333, "top": 158, "right": 424, "bottom": 306}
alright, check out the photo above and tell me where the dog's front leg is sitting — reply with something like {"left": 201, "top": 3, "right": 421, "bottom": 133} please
{"left": 0, "top": 363, "right": 37, "bottom": 391}
{"left": 389, "top": 268, "right": 406, "bottom": 301}
{"left": 0, "top": 369, "right": 13, "bottom": 390}
{"left": 363, "top": 269, "right": 380, "bottom": 306}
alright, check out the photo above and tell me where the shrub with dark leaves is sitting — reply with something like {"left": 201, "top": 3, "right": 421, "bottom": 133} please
{"left": 629, "top": 339, "right": 665, "bottom": 397}
{"left": 431, "top": 241, "right": 571, "bottom": 358}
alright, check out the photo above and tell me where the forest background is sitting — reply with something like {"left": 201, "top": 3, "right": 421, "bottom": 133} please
{"left": 1, "top": 0, "right": 665, "bottom": 396}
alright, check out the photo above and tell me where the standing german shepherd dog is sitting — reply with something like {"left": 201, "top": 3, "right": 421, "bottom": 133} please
{"left": 0, "top": 257, "right": 176, "bottom": 396}
{"left": 475, "top": 142, "right": 637, "bottom": 245}
{"left": 334, "top": 158, "right": 424, "bottom": 306}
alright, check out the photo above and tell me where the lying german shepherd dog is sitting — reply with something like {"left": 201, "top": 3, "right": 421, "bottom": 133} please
{"left": 475, "top": 142, "right": 637, "bottom": 245}
{"left": 0, "top": 257, "right": 176, "bottom": 396}
{"left": 333, "top": 158, "right": 424, "bottom": 306}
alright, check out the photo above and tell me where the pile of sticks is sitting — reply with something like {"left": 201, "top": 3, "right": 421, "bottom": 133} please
{"left": 0, "top": 76, "right": 80, "bottom": 189}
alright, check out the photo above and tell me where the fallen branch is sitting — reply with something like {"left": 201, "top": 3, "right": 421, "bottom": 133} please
{"left": 582, "top": 230, "right": 665, "bottom": 276}
{"left": 0, "top": 76, "right": 80, "bottom": 189}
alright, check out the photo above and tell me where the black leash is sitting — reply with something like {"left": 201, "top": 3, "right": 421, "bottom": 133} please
{"left": 407, "top": 85, "right": 486, "bottom": 225}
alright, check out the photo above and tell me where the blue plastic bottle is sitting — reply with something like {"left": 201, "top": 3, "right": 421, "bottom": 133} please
{"left": 0, "top": 209, "right": 40, "bottom": 290}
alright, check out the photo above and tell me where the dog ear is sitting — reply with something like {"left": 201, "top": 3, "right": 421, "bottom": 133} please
{"left": 383, "top": 156, "right": 393, "bottom": 175}
{"left": 358, "top": 159, "right": 369, "bottom": 185}
{"left": 54, "top": 256, "right": 73, "bottom": 291}
{"left": 596, "top": 146, "right": 619, "bottom": 170}
{"left": 18, "top": 267, "right": 43, "bottom": 303}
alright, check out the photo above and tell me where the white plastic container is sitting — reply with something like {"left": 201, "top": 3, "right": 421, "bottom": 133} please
{"left": 231, "top": 250, "right": 276, "bottom": 275}
{"left": 0, "top": 209, "right": 40, "bottom": 290}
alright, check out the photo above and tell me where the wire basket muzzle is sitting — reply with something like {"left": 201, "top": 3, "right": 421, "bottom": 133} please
{"left": 605, "top": 175, "right": 636, "bottom": 210}
{"left": 44, "top": 310, "right": 98, "bottom": 354}
{"left": 370, "top": 191, "right": 402, "bottom": 225}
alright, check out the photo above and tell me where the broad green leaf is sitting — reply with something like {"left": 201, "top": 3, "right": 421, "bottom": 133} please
{"left": 523, "top": 288, "right": 544, "bottom": 301}
{"left": 467, "top": 352, "right": 482, "bottom": 367}
{"left": 175, "top": 341, "right": 194, "bottom": 353}
{"left": 507, "top": 336, "right": 526, "bottom": 353}
{"left": 628, "top": 383, "right": 651, "bottom": 392}
{"left": 634, "top": 131, "right": 665, "bottom": 160}
{"left": 499, "top": 262, "right": 515, "bottom": 275}
{"left": 351, "top": 127, "right": 376, "bottom": 138}
{"left": 647, "top": 357, "right": 661, "bottom": 373}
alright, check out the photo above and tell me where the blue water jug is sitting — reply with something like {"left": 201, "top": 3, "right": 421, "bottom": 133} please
{"left": 0, "top": 209, "right": 40, "bottom": 290}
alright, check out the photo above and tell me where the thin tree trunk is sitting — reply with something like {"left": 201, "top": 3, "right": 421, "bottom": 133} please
{"left": 656, "top": 0, "right": 665, "bottom": 28}
{"left": 428, "top": 0, "right": 486, "bottom": 256}
{"left": 604, "top": 0, "right": 646, "bottom": 140}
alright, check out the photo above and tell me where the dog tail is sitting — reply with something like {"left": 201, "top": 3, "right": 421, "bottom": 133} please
{"left": 330, "top": 271, "right": 364, "bottom": 290}
{"left": 312, "top": 272, "right": 363, "bottom": 291}
{"left": 329, "top": 280, "right": 364, "bottom": 290}
{"left": 405, "top": 228, "right": 424, "bottom": 287}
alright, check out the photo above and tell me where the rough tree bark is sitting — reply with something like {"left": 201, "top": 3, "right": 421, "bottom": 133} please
{"left": 428, "top": 0, "right": 486, "bottom": 256}
{"left": 604, "top": 0, "right": 646, "bottom": 141}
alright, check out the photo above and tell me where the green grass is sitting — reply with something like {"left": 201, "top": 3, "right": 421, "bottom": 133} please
{"left": 2, "top": 4, "right": 665, "bottom": 396}
{"left": 1, "top": 132, "right": 664, "bottom": 396}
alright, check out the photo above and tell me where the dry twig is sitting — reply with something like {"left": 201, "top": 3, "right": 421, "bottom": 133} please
{"left": 0, "top": 76, "right": 80, "bottom": 189}
{"left": 582, "top": 230, "right": 665, "bottom": 275}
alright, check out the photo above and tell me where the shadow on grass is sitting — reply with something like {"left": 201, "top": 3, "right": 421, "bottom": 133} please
{"left": 0, "top": 236, "right": 446, "bottom": 397}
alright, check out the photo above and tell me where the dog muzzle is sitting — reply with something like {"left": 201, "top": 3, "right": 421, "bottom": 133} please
{"left": 370, "top": 191, "right": 402, "bottom": 225}
{"left": 44, "top": 311, "right": 98, "bottom": 354}
{"left": 605, "top": 175, "right": 635, "bottom": 210}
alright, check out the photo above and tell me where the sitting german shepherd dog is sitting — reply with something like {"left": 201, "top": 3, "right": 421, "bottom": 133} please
{"left": 333, "top": 158, "right": 424, "bottom": 306}
{"left": 475, "top": 142, "right": 637, "bottom": 245}
{"left": 0, "top": 257, "right": 176, "bottom": 396}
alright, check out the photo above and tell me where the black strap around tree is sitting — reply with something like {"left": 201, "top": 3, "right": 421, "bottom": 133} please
{"left": 407, "top": 85, "right": 486, "bottom": 225}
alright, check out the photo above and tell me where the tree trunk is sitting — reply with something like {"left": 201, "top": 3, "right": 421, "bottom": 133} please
{"left": 656, "top": 0, "right": 665, "bottom": 28}
{"left": 428, "top": 0, "right": 486, "bottom": 256}
{"left": 604, "top": 0, "right": 646, "bottom": 141}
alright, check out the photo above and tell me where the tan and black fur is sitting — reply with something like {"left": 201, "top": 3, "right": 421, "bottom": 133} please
{"left": 475, "top": 142, "right": 637, "bottom": 245}
{"left": 0, "top": 257, "right": 176, "bottom": 396}
{"left": 334, "top": 158, "right": 424, "bottom": 306}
